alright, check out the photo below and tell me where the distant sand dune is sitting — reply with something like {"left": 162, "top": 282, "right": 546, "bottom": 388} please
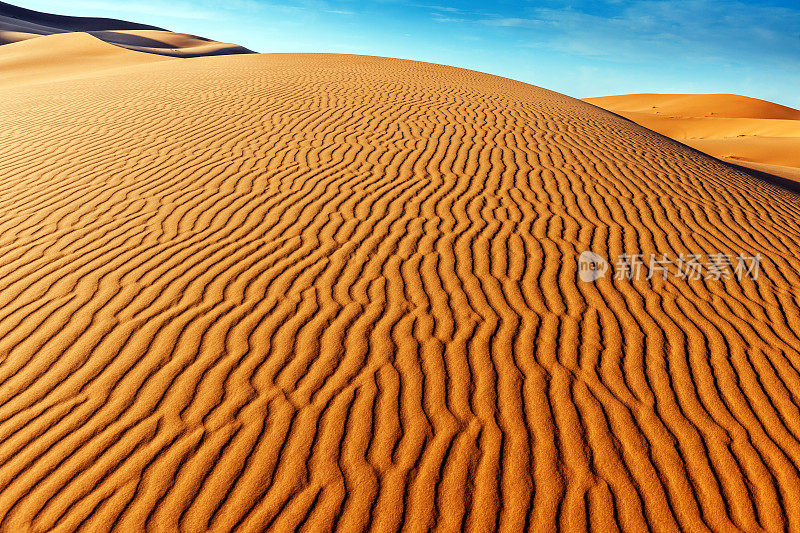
{"left": 586, "top": 93, "right": 800, "bottom": 120}
{"left": 684, "top": 137, "right": 800, "bottom": 168}
{"left": 0, "top": 32, "right": 172, "bottom": 88}
{"left": 585, "top": 93, "right": 800, "bottom": 181}
{"left": 1, "top": 54, "right": 800, "bottom": 531}
{"left": 0, "top": 0, "right": 165, "bottom": 33}
{"left": 88, "top": 30, "right": 255, "bottom": 58}
{"left": 0, "top": 0, "right": 252, "bottom": 57}
{"left": 609, "top": 114, "right": 800, "bottom": 140}
{"left": 0, "top": 29, "right": 36, "bottom": 44}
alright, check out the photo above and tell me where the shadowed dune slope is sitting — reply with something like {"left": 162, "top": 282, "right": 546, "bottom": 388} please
{"left": 87, "top": 30, "right": 254, "bottom": 58}
{"left": 1, "top": 54, "right": 800, "bottom": 532}
{"left": 585, "top": 93, "right": 800, "bottom": 181}
{"left": 0, "top": 0, "right": 165, "bottom": 34}
{"left": 0, "top": 1, "right": 252, "bottom": 56}
{"left": 0, "top": 29, "right": 34, "bottom": 44}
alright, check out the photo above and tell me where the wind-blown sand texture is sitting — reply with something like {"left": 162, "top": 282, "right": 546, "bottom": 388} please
{"left": 0, "top": 1, "right": 252, "bottom": 57}
{"left": 585, "top": 94, "right": 800, "bottom": 181}
{"left": 1, "top": 54, "right": 800, "bottom": 532}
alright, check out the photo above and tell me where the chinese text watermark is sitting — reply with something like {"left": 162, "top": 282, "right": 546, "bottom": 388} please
{"left": 579, "top": 252, "right": 761, "bottom": 282}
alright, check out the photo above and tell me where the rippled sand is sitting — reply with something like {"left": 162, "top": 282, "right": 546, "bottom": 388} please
{"left": 1, "top": 54, "right": 800, "bottom": 531}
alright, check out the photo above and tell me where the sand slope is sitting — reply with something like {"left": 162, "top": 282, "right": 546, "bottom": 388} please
{"left": 0, "top": 0, "right": 165, "bottom": 34}
{"left": 0, "top": 1, "right": 252, "bottom": 57}
{"left": 0, "top": 32, "right": 172, "bottom": 88}
{"left": 585, "top": 93, "right": 800, "bottom": 180}
{"left": 1, "top": 54, "right": 800, "bottom": 531}
{"left": 585, "top": 93, "right": 800, "bottom": 120}
{"left": 88, "top": 30, "right": 254, "bottom": 58}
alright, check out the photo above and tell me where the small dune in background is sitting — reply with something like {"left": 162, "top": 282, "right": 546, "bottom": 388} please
{"left": 585, "top": 93, "right": 800, "bottom": 181}
{"left": 2, "top": 3, "right": 800, "bottom": 532}
{"left": 0, "top": 0, "right": 252, "bottom": 57}
{"left": 0, "top": 32, "right": 173, "bottom": 87}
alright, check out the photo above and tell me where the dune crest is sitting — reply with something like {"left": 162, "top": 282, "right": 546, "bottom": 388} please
{"left": 0, "top": 53, "right": 799, "bottom": 531}
{"left": 585, "top": 93, "right": 800, "bottom": 180}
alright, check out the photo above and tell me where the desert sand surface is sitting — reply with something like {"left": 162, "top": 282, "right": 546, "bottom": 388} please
{"left": 726, "top": 159, "right": 800, "bottom": 184}
{"left": 585, "top": 93, "right": 800, "bottom": 181}
{"left": 2, "top": 52, "right": 800, "bottom": 532}
{"left": 0, "top": 1, "right": 251, "bottom": 57}
{"left": 585, "top": 93, "right": 800, "bottom": 120}
{"left": 684, "top": 137, "right": 800, "bottom": 169}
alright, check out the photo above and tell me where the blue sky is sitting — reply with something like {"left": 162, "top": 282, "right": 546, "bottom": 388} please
{"left": 22, "top": 0, "right": 800, "bottom": 107}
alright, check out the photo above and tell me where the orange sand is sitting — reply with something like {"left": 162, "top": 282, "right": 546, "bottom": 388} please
{"left": 1, "top": 51, "right": 800, "bottom": 531}
{"left": 585, "top": 93, "right": 800, "bottom": 181}
{"left": 585, "top": 93, "right": 800, "bottom": 120}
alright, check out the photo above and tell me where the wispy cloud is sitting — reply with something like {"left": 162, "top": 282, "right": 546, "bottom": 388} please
{"left": 433, "top": 0, "right": 800, "bottom": 65}
{"left": 479, "top": 17, "right": 543, "bottom": 28}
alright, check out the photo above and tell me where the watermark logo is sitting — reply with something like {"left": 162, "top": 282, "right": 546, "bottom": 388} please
{"left": 578, "top": 251, "right": 609, "bottom": 282}
{"left": 578, "top": 251, "right": 761, "bottom": 282}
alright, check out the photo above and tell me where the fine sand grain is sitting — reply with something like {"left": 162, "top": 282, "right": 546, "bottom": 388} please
{"left": 1, "top": 55, "right": 800, "bottom": 531}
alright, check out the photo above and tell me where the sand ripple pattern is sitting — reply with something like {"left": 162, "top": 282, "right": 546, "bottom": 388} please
{"left": 0, "top": 55, "right": 799, "bottom": 532}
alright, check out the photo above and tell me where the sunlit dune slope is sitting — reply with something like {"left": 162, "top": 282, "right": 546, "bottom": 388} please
{"left": 685, "top": 136, "right": 800, "bottom": 169}
{"left": 1, "top": 54, "right": 800, "bottom": 532}
{"left": 0, "top": 0, "right": 252, "bottom": 56}
{"left": 0, "top": 32, "right": 172, "bottom": 87}
{"left": 585, "top": 93, "right": 800, "bottom": 120}
{"left": 606, "top": 114, "right": 800, "bottom": 140}
{"left": 585, "top": 93, "right": 800, "bottom": 181}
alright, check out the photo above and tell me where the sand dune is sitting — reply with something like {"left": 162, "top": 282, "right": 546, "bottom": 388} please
{"left": 0, "top": 30, "right": 35, "bottom": 44}
{"left": 685, "top": 137, "right": 800, "bottom": 168}
{"left": 586, "top": 93, "right": 800, "bottom": 120}
{"left": 0, "top": 1, "right": 252, "bottom": 57}
{"left": 0, "top": 32, "right": 172, "bottom": 88}
{"left": 0, "top": 0, "right": 165, "bottom": 34}
{"left": 727, "top": 159, "right": 800, "bottom": 183}
{"left": 88, "top": 30, "right": 255, "bottom": 58}
{"left": 1, "top": 52, "right": 800, "bottom": 531}
{"left": 607, "top": 114, "right": 800, "bottom": 140}
{"left": 585, "top": 93, "right": 800, "bottom": 181}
